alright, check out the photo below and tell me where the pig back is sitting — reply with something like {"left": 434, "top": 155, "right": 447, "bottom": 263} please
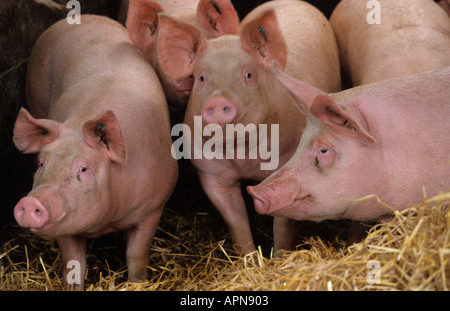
{"left": 241, "top": 0, "right": 341, "bottom": 92}
{"left": 330, "top": 0, "right": 450, "bottom": 86}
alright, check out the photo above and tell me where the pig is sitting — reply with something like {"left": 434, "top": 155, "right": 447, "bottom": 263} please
{"left": 125, "top": 0, "right": 239, "bottom": 119}
{"left": 330, "top": 0, "right": 450, "bottom": 87}
{"left": 329, "top": 0, "right": 450, "bottom": 242}
{"left": 12, "top": 15, "right": 178, "bottom": 288}
{"left": 159, "top": 0, "right": 341, "bottom": 253}
{"left": 248, "top": 64, "right": 450, "bottom": 225}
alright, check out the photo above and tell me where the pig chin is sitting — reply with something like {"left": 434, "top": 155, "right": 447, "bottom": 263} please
{"left": 29, "top": 207, "right": 67, "bottom": 238}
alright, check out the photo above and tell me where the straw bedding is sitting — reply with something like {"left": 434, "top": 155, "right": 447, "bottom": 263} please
{"left": 1, "top": 191, "right": 449, "bottom": 291}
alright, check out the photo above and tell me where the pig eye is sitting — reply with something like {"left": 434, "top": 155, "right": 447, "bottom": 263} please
{"left": 76, "top": 166, "right": 88, "bottom": 182}
{"left": 245, "top": 72, "right": 252, "bottom": 80}
{"left": 199, "top": 76, "right": 205, "bottom": 82}
{"left": 319, "top": 149, "right": 328, "bottom": 154}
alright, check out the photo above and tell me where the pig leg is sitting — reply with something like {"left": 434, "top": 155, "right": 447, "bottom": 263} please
{"left": 198, "top": 173, "right": 256, "bottom": 254}
{"left": 273, "top": 216, "right": 298, "bottom": 254}
{"left": 125, "top": 212, "right": 161, "bottom": 282}
{"left": 57, "top": 236, "right": 87, "bottom": 290}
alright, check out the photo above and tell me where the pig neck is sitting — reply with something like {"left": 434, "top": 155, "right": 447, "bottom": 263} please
{"left": 334, "top": 75, "right": 449, "bottom": 208}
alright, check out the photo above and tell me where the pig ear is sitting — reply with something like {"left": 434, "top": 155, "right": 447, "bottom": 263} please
{"left": 13, "top": 108, "right": 61, "bottom": 153}
{"left": 273, "top": 62, "right": 324, "bottom": 113}
{"left": 83, "top": 111, "right": 127, "bottom": 165}
{"left": 311, "top": 95, "right": 376, "bottom": 144}
{"left": 240, "top": 9, "right": 287, "bottom": 69}
{"left": 126, "top": 0, "right": 165, "bottom": 50}
{"left": 158, "top": 14, "right": 206, "bottom": 90}
{"left": 196, "top": 0, "right": 239, "bottom": 38}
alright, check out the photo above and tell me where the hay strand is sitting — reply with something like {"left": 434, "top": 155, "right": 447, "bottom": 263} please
{"left": 1, "top": 191, "right": 449, "bottom": 291}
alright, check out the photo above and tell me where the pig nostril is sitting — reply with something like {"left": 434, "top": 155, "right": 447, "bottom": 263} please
{"left": 35, "top": 209, "right": 42, "bottom": 217}
{"left": 223, "top": 107, "right": 229, "bottom": 113}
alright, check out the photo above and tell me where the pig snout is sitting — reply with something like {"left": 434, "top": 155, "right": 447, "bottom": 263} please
{"left": 247, "top": 186, "right": 270, "bottom": 215}
{"left": 201, "top": 96, "right": 237, "bottom": 125}
{"left": 247, "top": 175, "right": 301, "bottom": 216}
{"left": 14, "top": 197, "right": 49, "bottom": 229}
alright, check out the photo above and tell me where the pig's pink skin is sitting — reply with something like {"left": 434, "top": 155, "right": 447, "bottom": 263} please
{"left": 248, "top": 66, "right": 450, "bottom": 223}
{"left": 330, "top": 0, "right": 450, "bottom": 242}
{"left": 126, "top": 0, "right": 239, "bottom": 118}
{"left": 13, "top": 15, "right": 177, "bottom": 288}
{"left": 159, "top": 1, "right": 341, "bottom": 253}
{"left": 330, "top": 0, "right": 450, "bottom": 87}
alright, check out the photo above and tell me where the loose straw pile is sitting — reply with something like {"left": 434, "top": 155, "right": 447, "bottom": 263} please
{"left": 1, "top": 192, "right": 449, "bottom": 291}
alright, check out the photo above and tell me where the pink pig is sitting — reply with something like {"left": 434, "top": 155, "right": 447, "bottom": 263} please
{"left": 329, "top": 0, "right": 450, "bottom": 241}
{"left": 12, "top": 15, "right": 178, "bottom": 288}
{"left": 248, "top": 65, "right": 450, "bottom": 223}
{"left": 126, "top": 0, "right": 239, "bottom": 117}
{"left": 158, "top": 0, "right": 341, "bottom": 253}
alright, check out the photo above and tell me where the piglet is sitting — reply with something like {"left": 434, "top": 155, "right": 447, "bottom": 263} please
{"left": 126, "top": 0, "right": 239, "bottom": 118}
{"left": 248, "top": 64, "right": 450, "bottom": 224}
{"left": 13, "top": 15, "right": 178, "bottom": 289}
{"left": 159, "top": 0, "right": 341, "bottom": 253}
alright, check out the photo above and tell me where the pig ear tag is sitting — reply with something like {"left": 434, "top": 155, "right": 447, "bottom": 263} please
{"left": 95, "top": 123, "right": 109, "bottom": 150}
{"left": 258, "top": 26, "right": 268, "bottom": 42}
{"left": 211, "top": 1, "right": 222, "bottom": 14}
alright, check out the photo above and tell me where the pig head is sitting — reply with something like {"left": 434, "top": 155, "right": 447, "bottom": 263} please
{"left": 126, "top": 0, "right": 239, "bottom": 115}
{"left": 13, "top": 108, "right": 126, "bottom": 238}
{"left": 248, "top": 65, "right": 450, "bottom": 223}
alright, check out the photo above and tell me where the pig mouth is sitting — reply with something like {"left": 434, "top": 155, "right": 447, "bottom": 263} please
{"left": 30, "top": 210, "right": 67, "bottom": 237}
